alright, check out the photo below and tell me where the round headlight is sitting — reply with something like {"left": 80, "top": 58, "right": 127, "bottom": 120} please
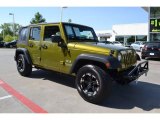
{"left": 118, "top": 53, "right": 122, "bottom": 61}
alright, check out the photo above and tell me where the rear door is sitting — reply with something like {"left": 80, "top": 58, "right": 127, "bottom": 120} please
{"left": 27, "top": 26, "right": 41, "bottom": 65}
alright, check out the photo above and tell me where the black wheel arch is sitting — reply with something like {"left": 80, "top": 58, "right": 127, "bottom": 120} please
{"left": 136, "top": 53, "right": 141, "bottom": 61}
{"left": 70, "top": 54, "right": 121, "bottom": 74}
{"left": 14, "top": 48, "right": 32, "bottom": 65}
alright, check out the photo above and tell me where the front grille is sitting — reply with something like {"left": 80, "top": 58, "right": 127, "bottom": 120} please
{"left": 120, "top": 50, "right": 136, "bottom": 68}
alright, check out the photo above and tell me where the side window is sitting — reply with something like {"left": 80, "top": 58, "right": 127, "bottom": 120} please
{"left": 29, "top": 27, "right": 41, "bottom": 40}
{"left": 43, "top": 26, "right": 60, "bottom": 41}
{"left": 19, "top": 27, "right": 29, "bottom": 41}
{"left": 65, "top": 25, "right": 74, "bottom": 38}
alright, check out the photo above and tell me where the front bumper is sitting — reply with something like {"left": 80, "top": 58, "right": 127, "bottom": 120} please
{"left": 123, "top": 60, "right": 149, "bottom": 81}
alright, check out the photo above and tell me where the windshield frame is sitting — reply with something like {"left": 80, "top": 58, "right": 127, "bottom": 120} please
{"left": 62, "top": 23, "right": 98, "bottom": 42}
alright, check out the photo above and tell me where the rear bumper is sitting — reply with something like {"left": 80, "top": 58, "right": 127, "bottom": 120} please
{"left": 142, "top": 51, "right": 160, "bottom": 58}
{"left": 123, "top": 60, "right": 149, "bottom": 81}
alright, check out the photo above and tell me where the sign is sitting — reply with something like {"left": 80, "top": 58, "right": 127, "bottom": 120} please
{"left": 150, "top": 18, "right": 160, "bottom": 32}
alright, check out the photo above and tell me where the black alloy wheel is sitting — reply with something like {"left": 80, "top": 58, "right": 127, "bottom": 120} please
{"left": 16, "top": 54, "right": 32, "bottom": 76}
{"left": 80, "top": 72, "right": 100, "bottom": 97}
{"left": 76, "top": 65, "right": 112, "bottom": 104}
{"left": 17, "top": 55, "right": 25, "bottom": 72}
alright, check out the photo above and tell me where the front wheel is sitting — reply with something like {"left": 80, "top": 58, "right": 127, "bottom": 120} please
{"left": 16, "top": 54, "right": 32, "bottom": 76}
{"left": 75, "top": 65, "right": 112, "bottom": 104}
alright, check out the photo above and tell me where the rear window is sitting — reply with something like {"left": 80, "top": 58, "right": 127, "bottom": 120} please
{"left": 19, "top": 27, "right": 29, "bottom": 41}
{"left": 146, "top": 42, "right": 160, "bottom": 47}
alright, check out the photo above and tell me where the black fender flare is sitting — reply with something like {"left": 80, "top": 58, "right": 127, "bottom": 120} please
{"left": 70, "top": 54, "right": 121, "bottom": 73}
{"left": 136, "top": 53, "right": 141, "bottom": 61}
{"left": 14, "top": 48, "right": 32, "bottom": 65}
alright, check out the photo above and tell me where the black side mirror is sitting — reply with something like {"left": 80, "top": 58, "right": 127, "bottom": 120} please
{"left": 51, "top": 35, "right": 66, "bottom": 48}
{"left": 51, "top": 35, "right": 62, "bottom": 43}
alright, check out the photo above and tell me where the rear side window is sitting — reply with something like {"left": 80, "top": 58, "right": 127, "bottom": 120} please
{"left": 19, "top": 27, "right": 29, "bottom": 41}
{"left": 29, "top": 27, "right": 41, "bottom": 41}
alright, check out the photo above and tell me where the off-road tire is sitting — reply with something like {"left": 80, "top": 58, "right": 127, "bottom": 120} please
{"left": 16, "top": 54, "right": 32, "bottom": 76}
{"left": 75, "top": 65, "right": 112, "bottom": 104}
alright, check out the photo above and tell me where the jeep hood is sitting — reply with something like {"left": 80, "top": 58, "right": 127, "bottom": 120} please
{"left": 68, "top": 42, "right": 129, "bottom": 53}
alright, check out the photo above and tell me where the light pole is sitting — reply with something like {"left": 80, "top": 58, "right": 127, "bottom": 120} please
{"left": 9, "top": 13, "right": 15, "bottom": 39}
{"left": 60, "top": 7, "right": 68, "bottom": 22}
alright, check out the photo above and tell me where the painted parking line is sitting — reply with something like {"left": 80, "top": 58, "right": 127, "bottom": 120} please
{"left": 0, "top": 95, "right": 12, "bottom": 101}
{"left": 0, "top": 80, "right": 48, "bottom": 113}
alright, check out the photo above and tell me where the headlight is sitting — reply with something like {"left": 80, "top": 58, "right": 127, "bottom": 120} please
{"left": 118, "top": 53, "right": 122, "bottom": 61}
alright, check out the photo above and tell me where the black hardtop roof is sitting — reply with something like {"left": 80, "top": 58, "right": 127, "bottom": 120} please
{"left": 23, "top": 22, "right": 92, "bottom": 28}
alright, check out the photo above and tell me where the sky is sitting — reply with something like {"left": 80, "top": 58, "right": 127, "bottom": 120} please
{"left": 0, "top": 7, "right": 148, "bottom": 31}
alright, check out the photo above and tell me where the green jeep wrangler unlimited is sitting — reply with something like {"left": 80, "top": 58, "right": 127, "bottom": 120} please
{"left": 15, "top": 22, "right": 149, "bottom": 103}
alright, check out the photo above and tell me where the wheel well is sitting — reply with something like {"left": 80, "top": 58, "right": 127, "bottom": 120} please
{"left": 15, "top": 49, "right": 32, "bottom": 65}
{"left": 72, "top": 59, "right": 107, "bottom": 74}
{"left": 15, "top": 51, "right": 24, "bottom": 60}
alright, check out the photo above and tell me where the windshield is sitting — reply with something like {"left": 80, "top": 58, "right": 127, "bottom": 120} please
{"left": 63, "top": 24, "right": 98, "bottom": 42}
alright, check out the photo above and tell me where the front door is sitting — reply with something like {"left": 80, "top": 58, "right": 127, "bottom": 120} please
{"left": 27, "top": 26, "right": 41, "bottom": 65}
{"left": 40, "top": 25, "right": 63, "bottom": 71}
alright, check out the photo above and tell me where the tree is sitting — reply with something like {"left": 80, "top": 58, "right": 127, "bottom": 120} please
{"left": 13, "top": 23, "right": 22, "bottom": 35}
{"left": 0, "top": 36, "right": 3, "bottom": 42}
{"left": 0, "top": 23, "right": 13, "bottom": 36}
{"left": 30, "top": 12, "right": 46, "bottom": 24}
{"left": 68, "top": 19, "right": 72, "bottom": 23}
{"left": 0, "top": 23, "right": 21, "bottom": 39}
{"left": 4, "top": 35, "right": 13, "bottom": 42}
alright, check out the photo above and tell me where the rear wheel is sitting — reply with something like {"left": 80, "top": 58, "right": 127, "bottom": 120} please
{"left": 16, "top": 54, "right": 32, "bottom": 76}
{"left": 75, "top": 65, "right": 112, "bottom": 104}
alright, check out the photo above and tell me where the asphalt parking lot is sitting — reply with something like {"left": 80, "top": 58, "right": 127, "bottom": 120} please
{"left": 0, "top": 48, "right": 160, "bottom": 113}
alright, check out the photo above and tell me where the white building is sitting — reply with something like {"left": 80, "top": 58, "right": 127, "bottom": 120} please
{"left": 96, "top": 23, "right": 148, "bottom": 46}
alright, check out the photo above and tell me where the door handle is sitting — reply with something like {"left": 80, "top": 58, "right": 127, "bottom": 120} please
{"left": 41, "top": 44, "right": 48, "bottom": 49}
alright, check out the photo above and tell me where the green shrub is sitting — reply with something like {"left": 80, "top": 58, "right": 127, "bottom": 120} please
{"left": 4, "top": 35, "right": 14, "bottom": 42}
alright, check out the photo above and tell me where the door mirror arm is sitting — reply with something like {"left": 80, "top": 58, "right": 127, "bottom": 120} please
{"left": 51, "top": 35, "right": 67, "bottom": 48}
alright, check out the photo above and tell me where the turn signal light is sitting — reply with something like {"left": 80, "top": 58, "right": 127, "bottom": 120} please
{"left": 105, "top": 62, "right": 110, "bottom": 68}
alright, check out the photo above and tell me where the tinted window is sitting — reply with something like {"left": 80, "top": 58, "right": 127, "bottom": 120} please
{"left": 19, "top": 27, "right": 29, "bottom": 41}
{"left": 115, "top": 36, "right": 124, "bottom": 44}
{"left": 29, "top": 27, "right": 41, "bottom": 40}
{"left": 146, "top": 42, "right": 160, "bottom": 47}
{"left": 43, "top": 26, "right": 60, "bottom": 41}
